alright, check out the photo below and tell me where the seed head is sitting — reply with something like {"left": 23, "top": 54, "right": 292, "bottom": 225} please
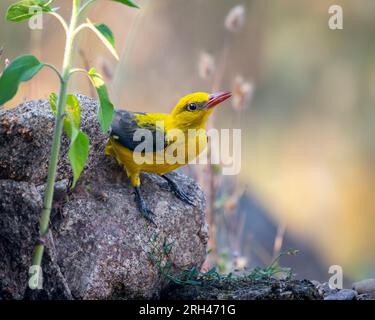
{"left": 232, "top": 76, "right": 254, "bottom": 110}
{"left": 225, "top": 4, "right": 246, "bottom": 32}
{"left": 234, "top": 256, "right": 248, "bottom": 269}
{"left": 198, "top": 52, "right": 215, "bottom": 79}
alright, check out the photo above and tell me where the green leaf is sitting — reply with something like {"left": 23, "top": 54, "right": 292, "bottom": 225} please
{"left": 88, "top": 68, "right": 114, "bottom": 133}
{"left": 68, "top": 127, "right": 89, "bottom": 188}
{"left": 64, "top": 94, "right": 81, "bottom": 139}
{"left": 49, "top": 93, "right": 81, "bottom": 139}
{"left": 94, "top": 23, "right": 115, "bottom": 48}
{"left": 86, "top": 19, "right": 119, "bottom": 60}
{"left": 50, "top": 93, "right": 87, "bottom": 187}
{"left": 49, "top": 92, "right": 57, "bottom": 114}
{"left": 6, "top": 0, "right": 52, "bottom": 22}
{"left": 111, "top": 0, "right": 139, "bottom": 9}
{"left": 0, "top": 55, "right": 44, "bottom": 106}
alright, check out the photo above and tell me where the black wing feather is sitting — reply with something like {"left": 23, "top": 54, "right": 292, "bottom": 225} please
{"left": 110, "top": 110, "right": 166, "bottom": 152}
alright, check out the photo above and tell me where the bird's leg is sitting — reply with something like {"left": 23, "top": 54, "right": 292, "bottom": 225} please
{"left": 161, "top": 173, "right": 195, "bottom": 206}
{"left": 130, "top": 173, "right": 157, "bottom": 226}
{"left": 133, "top": 186, "right": 157, "bottom": 226}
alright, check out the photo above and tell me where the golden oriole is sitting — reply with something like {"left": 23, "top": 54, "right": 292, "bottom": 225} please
{"left": 105, "top": 91, "right": 231, "bottom": 225}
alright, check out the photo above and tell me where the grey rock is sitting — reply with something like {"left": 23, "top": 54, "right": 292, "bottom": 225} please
{"left": 313, "top": 281, "right": 338, "bottom": 297}
{"left": 357, "top": 293, "right": 375, "bottom": 300}
{"left": 0, "top": 96, "right": 208, "bottom": 299}
{"left": 0, "top": 96, "right": 106, "bottom": 184}
{"left": 0, "top": 180, "right": 73, "bottom": 300}
{"left": 324, "top": 289, "right": 357, "bottom": 300}
{"left": 310, "top": 280, "right": 320, "bottom": 287}
{"left": 352, "top": 279, "right": 375, "bottom": 295}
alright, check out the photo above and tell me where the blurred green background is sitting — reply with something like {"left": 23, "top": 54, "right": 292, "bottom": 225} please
{"left": 1, "top": 0, "right": 374, "bottom": 285}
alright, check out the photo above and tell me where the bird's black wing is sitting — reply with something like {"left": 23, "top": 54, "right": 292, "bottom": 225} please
{"left": 110, "top": 110, "right": 167, "bottom": 152}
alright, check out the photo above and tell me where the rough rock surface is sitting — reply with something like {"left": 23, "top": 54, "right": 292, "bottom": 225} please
{"left": 161, "top": 277, "right": 322, "bottom": 300}
{"left": 352, "top": 279, "right": 375, "bottom": 295}
{"left": 324, "top": 289, "right": 357, "bottom": 301}
{"left": 0, "top": 96, "right": 208, "bottom": 300}
{"left": 311, "top": 280, "right": 375, "bottom": 300}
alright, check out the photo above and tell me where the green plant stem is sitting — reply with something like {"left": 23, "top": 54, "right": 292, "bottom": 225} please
{"left": 78, "top": 0, "right": 96, "bottom": 17}
{"left": 32, "top": 244, "right": 44, "bottom": 266}
{"left": 31, "top": 0, "right": 80, "bottom": 270}
{"left": 71, "top": 22, "right": 89, "bottom": 38}
{"left": 45, "top": 63, "right": 64, "bottom": 82}
{"left": 69, "top": 67, "right": 88, "bottom": 76}
{"left": 47, "top": 12, "right": 69, "bottom": 36}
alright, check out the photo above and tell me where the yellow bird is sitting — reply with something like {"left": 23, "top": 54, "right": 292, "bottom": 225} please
{"left": 105, "top": 91, "right": 231, "bottom": 225}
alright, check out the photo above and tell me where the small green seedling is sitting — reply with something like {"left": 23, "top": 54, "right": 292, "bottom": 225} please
{"left": 0, "top": 0, "right": 139, "bottom": 286}
{"left": 250, "top": 249, "right": 299, "bottom": 280}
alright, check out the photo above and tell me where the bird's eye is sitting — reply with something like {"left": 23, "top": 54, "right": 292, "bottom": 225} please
{"left": 187, "top": 103, "right": 197, "bottom": 111}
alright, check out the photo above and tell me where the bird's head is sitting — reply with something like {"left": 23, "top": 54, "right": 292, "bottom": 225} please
{"left": 170, "top": 91, "right": 232, "bottom": 129}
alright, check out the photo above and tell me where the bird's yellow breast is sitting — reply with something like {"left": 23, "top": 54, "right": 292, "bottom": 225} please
{"left": 105, "top": 129, "right": 208, "bottom": 176}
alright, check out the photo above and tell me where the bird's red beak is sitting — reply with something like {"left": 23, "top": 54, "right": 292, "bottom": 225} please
{"left": 206, "top": 91, "right": 232, "bottom": 109}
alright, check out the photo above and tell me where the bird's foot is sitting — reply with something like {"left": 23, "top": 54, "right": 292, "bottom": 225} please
{"left": 134, "top": 187, "right": 157, "bottom": 227}
{"left": 162, "top": 174, "right": 195, "bottom": 206}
